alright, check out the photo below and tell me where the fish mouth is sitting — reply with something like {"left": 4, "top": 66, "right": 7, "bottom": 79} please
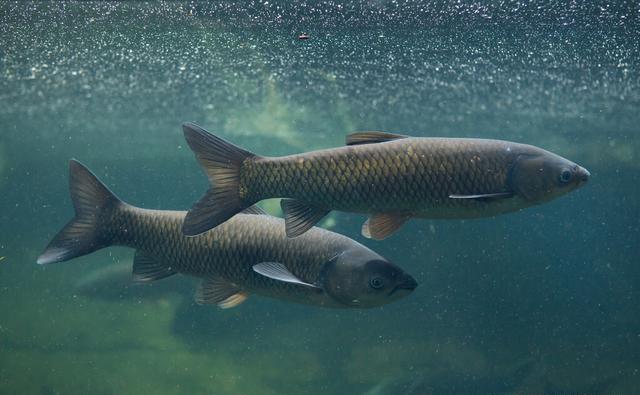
{"left": 577, "top": 166, "right": 590, "bottom": 184}
{"left": 389, "top": 275, "right": 418, "bottom": 295}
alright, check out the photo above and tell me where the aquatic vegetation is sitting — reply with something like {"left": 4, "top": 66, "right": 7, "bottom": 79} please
{"left": 219, "top": 81, "right": 310, "bottom": 150}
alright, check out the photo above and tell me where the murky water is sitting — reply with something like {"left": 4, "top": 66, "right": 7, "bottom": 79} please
{"left": 1, "top": 2, "right": 638, "bottom": 394}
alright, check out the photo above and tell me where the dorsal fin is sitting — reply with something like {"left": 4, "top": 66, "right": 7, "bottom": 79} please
{"left": 346, "top": 131, "right": 408, "bottom": 146}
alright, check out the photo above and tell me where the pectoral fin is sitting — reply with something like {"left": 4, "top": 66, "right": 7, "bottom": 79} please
{"left": 132, "top": 251, "right": 177, "bottom": 282}
{"left": 449, "top": 192, "right": 513, "bottom": 200}
{"left": 196, "top": 277, "right": 248, "bottom": 309}
{"left": 281, "top": 199, "right": 330, "bottom": 238}
{"left": 346, "top": 131, "right": 408, "bottom": 146}
{"left": 362, "top": 213, "right": 412, "bottom": 240}
{"left": 253, "top": 262, "right": 320, "bottom": 289}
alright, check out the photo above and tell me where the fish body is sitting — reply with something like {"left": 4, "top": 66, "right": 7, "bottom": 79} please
{"left": 38, "top": 160, "right": 417, "bottom": 309}
{"left": 181, "top": 124, "right": 590, "bottom": 239}
{"left": 245, "top": 138, "right": 527, "bottom": 217}
{"left": 107, "top": 208, "right": 350, "bottom": 307}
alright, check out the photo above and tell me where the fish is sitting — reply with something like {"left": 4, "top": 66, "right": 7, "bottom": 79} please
{"left": 37, "top": 160, "right": 417, "bottom": 309}
{"left": 181, "top": 123, "right": 590, "bottom": 239}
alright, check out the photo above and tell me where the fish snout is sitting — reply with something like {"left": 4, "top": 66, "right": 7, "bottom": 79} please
{"left": 577, "top": 166, "right": 590, "bottom": 184}
{"left": 398, "top": 274, "right": 418, "bottom": 291}
{"left": 388, "top": 274, "right": 418, "bottom": 297}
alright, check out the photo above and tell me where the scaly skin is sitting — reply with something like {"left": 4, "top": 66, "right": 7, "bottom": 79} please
{"left": 241, "top": 138, "right": 530, "bottom": 217}
{"left": 106, "top": 207, "right": 354, "bottom": 306}
{"left": 182, "top": 123, "right": 588, "bottom": 238}
{"left": 39, "top": 160, "right": 418, "bottom": 307}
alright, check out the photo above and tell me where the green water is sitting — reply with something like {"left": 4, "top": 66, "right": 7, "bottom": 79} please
{"left": 1, "top": 1, "right": 638, "bottom": 394}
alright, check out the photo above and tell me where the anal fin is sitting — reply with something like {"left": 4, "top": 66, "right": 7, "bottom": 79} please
{"left": 218, "top": 292, "right": 248, "bottom": 309}
{"left": 362, "top": 213, "right": 412, "bottom": 240}
{"left": 132, "top": 251, "right": 177, "bottom": 282}
{"left": 280, "top": 199, "right": 330, "bottom": 238}
{"left": 196, "top": 277, "right": 248, "bottom": 309}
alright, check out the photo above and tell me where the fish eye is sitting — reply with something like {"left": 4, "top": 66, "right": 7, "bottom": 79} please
{"left": 559, "top": 169, "right": 572, "bottom": 183}
{"left": 369, "top": 277, "right": 385, "bottom": 290}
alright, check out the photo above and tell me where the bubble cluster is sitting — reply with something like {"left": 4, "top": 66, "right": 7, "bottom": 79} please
{"left": 0, "top": 1, "right": 637, "bottom": 162}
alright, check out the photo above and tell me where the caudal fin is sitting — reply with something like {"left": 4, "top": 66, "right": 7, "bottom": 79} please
{"left": 182, "top": 122, "right": 258, "bottom": 236}
{"left": 37, "top": 160, "right": 123, "bottom": 265}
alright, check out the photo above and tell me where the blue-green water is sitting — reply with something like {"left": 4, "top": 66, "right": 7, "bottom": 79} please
{"left": 1, "top": 1, "right": 638, "bottom": 394}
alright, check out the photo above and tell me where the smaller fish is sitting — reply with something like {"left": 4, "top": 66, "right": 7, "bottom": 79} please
{"left": 298, "top": 33, "right": 310, "bottom": 40}
{"left": 0, "top": 256, "right": 5, "bottom": 262}
{"left": 38, "top": 160, "right": 417, "bottom": 309}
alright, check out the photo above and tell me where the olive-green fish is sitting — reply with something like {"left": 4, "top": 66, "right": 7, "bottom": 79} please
{"left": 37, "top": 160, "right": 417, "bottom": 309}
{"left": 181, "top": 123, "right": 590, "bottom": 240}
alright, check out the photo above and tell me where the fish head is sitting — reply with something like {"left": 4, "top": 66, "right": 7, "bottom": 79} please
{"left": 320, "top": 248, "right": 417, "bottom": 308}
{"left": 509, "top": 146, "right": 590, "bottom": 203}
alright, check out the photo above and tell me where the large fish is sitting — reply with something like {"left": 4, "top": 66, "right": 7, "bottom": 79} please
{"left": 181, "top": 123, "right": 590, "bottom": 239}
{"left": 37, "top": 160, "right": 417, "bottom": 309}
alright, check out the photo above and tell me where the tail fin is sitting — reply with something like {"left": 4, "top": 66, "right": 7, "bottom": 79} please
{"left": 37, "top": 160, "right": 123, "bottom": 265}
{"left": 182, "top": 122, "right": 258, "bottom": 236}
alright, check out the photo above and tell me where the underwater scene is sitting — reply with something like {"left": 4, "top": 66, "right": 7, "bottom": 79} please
{"left": 1, "top": 1, "right": 638, "bottom": 394}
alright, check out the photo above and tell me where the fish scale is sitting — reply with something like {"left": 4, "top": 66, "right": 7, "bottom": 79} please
{"left": 246, "top": 138, "right": 513, "bottom": 212}
{"left": 104, "top": 207, "right": 355, "bottom": 302}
